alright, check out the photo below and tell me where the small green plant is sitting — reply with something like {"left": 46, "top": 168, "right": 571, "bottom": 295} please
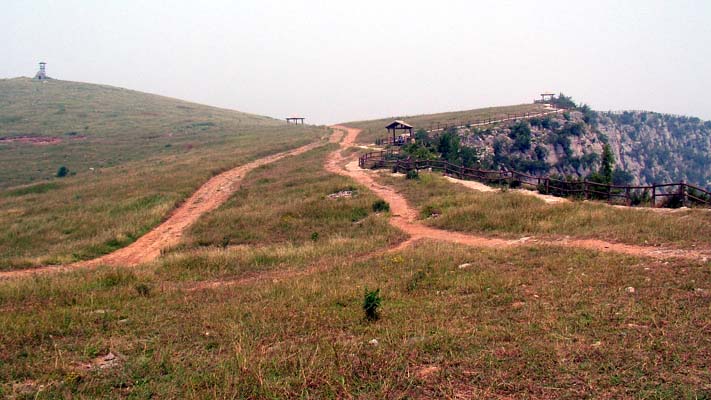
{"left": 134, "top": 283, "right": 151, "bottom": 297}
{"left": 56, "top": 166, "right": 69, "bottom": 177}
{"left": 363, "top": 288, "right": 382, "bottom": 321}
{"left": 311, "top": 232, "right": 319, "bottom": 241}
{"left": 405, "top": 169, "right": 419, "bottom": 180}
{"left": 372, "top": 199, "right": 390, "bottom": 212}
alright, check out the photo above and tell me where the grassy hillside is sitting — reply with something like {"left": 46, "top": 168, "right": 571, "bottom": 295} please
{"left": 0, "top": 77, "right": 294, "bottom": 188}
{"left": 345, "top": 103, "right": 548, "bottom": 144}
{"left": 0, "top": 78, "right": 323, "bottom": 268}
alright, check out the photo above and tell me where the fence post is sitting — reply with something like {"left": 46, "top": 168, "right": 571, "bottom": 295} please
{"left": 607, "top": 184, "right": 612, "bottom": 204}
{"left": 680, "top": 180, "right": 687, "bottom": 207}
{"left": 583, "top": 181, "right": 589, "bottom": 200}
{"left": 545, "top": 178, "right": 550, "bottom": 194}
{"left": 626, "top": 187, "right": 631, "bottom": 206}
{"left": 652, "top": 184, "right": 656, "bottom": 207}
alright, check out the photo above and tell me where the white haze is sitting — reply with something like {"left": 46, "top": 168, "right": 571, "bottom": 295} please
{"left": 2, "top": 0, "right": 710, "bottom": 124}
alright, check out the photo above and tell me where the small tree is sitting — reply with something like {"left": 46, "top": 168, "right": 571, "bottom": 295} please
{"left": 437, "top": 128, "right": 460, "bottom": 162}
{"left": 56, "top": 166, "right": 69, "bottom": 178}
{"left": 600, "top": 144, "right": 614, "bottom": 183}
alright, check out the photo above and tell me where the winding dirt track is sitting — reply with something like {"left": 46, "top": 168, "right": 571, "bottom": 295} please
{"left": 328, "top": 125, "right": 711, "bottom": 261}
{"left": 0, "top": 140, "right": 324, "bottom": 280}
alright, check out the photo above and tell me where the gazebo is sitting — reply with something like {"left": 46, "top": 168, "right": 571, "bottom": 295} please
{"left": 286, "top": 117, "right": 305, "bottom": 125}
{"left": 385, "top": 120, "right": 413, "bottom": 145}
{"left": 540, "top": 93, "right": 555, "bottom": 103}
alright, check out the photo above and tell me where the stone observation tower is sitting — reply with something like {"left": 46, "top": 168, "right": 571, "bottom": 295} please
{"left": 34, "top": 62, "right": 50, "bottom": 80}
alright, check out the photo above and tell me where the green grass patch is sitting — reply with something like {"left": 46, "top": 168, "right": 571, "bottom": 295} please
{"left": 377, "top": 171, "right": 711, "bottom": 248}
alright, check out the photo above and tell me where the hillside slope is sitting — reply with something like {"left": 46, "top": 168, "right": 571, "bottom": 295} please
{"left": 0, "top": 78, "right": 323, "bottom": 268}
{"left": 0, "top": 77, "right": 287, "bottom": 188}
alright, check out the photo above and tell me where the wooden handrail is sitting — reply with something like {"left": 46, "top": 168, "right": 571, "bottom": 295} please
{"left": 357, "top": 150, "right": 711, "bottom": 208}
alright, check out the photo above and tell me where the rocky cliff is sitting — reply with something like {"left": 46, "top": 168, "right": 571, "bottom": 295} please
{"left": 455, "top": 109, "right": 711, "bottom": 188}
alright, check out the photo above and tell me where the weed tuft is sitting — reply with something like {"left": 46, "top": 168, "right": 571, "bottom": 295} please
{"left": 363, "top": 288, "right": 382, "bottom": 321}
{"left": 134, "top": 283, "right": 152, "bottom": 297}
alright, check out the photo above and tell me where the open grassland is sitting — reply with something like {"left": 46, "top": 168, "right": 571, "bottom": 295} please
{"left": 345, "top": 103, "right": 548, "bottom": 144}
{"left": 2, "top": 241, "right": 709, "bottom": 398}
{"left": 377, "top": 171, "right": 711, "bottom": 249}
{"left": 0, "top": 78, "right": 324, "bottom": 269}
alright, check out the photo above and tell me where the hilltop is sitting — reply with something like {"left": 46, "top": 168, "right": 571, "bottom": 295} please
{"left": 0, "top": 78, "right": 323, "bottom": 268}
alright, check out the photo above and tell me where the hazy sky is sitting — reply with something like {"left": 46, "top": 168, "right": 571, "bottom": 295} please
{"left": 2, "top": 0, "right": 710, "bottom": 124}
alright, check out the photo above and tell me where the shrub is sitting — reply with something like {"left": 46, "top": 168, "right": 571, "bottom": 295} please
{"left": 363, "top": 288, "right": 382, "bottom": 321}
{"left": 134, "top": 283, "right": 151, "bottom": 297}
{"left": 56, "top": 166, "right": 69, "bottom": 177}
{"left": 406, "top": 169, "right": 419, "bottom": 180}
{"left": 310, "top": 232, "right": 319, "bottom": 241}
{"left": 372, "top": 199, "right": 390, "bottom": 212}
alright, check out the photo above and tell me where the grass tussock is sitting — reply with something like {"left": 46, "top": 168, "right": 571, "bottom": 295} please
{"left": 379, "top": 171, "right": 711, "bottom": 248}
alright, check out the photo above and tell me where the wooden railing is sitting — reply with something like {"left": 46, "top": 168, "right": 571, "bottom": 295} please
{"left": 358, "top": 151, "right": 711, "bottom": 209}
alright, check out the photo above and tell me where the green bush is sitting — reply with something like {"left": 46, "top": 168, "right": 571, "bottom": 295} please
{"left": 372, "top": 199, "right": 390, "bottom": 212}
{"left": 363, "top": 288, "right": 382, "bottom": 321}
{"left": 56, "top": 166, "right": 69, "bottom": 177}
{"left": 405, "top": 169, "right": 419, "bottom": 180}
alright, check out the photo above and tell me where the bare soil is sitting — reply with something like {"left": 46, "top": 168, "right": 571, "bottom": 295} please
{"left": 0, "top": 135, "right": 63, "bottom": 145}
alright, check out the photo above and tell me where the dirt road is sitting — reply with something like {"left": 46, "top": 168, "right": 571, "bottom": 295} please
{"left": 328, "top": 125, "right": 710, "bottom": 261}
{"left": 0, "top": 140, "right": 324, "bottom": 279}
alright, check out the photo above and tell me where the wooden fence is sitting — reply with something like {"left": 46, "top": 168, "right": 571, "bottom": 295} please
{"left": 358, "top": 151, "right": 711, "bottom": 209}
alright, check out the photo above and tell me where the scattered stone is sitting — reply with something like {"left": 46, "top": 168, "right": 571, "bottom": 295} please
{"left": 368, "top": 339, "right": 379, "bottom": 347}
{"left": 78, "top": 352, "right": 121, "bottom": 371}
{"left": 328, "top": 190, "right": 354, "bottom": 199}
{"left": 592, "top": 341, "right": 603, "bottom": 348}
{"left": 458, "top": 263, "right": 472, "bottom": 269}
{"left": 118, "top": 318, "right": 130, "bottom": 324}
{"left": 625, "top": 287, "right": 636, "bottom": 294}
{"left": 627, "top": 323, "right": 649, "bottom": 329}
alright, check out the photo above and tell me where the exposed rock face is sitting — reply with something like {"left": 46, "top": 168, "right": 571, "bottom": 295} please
{"left": 454, "top": 109, "right": 711, "bottom": 188}
{"left": 598, "top": 111, "right": 711, "bottom": 188}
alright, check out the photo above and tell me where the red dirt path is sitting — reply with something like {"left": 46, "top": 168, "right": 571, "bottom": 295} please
{"left": 0, "top": 140, "right": 324, "bottom": 280}
{"left": 327, "top": 125, "right": 711, "bottom": 261}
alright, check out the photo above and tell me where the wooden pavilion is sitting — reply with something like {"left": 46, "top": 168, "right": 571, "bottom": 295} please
{"left": 539, "top": 93, "right": 555, "bottom": 103}
{"left": 286, "top": 117, "right": 305, "bottom": 125}
{"left": 385, "top": 120, "right": 413, "bottom": 145}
